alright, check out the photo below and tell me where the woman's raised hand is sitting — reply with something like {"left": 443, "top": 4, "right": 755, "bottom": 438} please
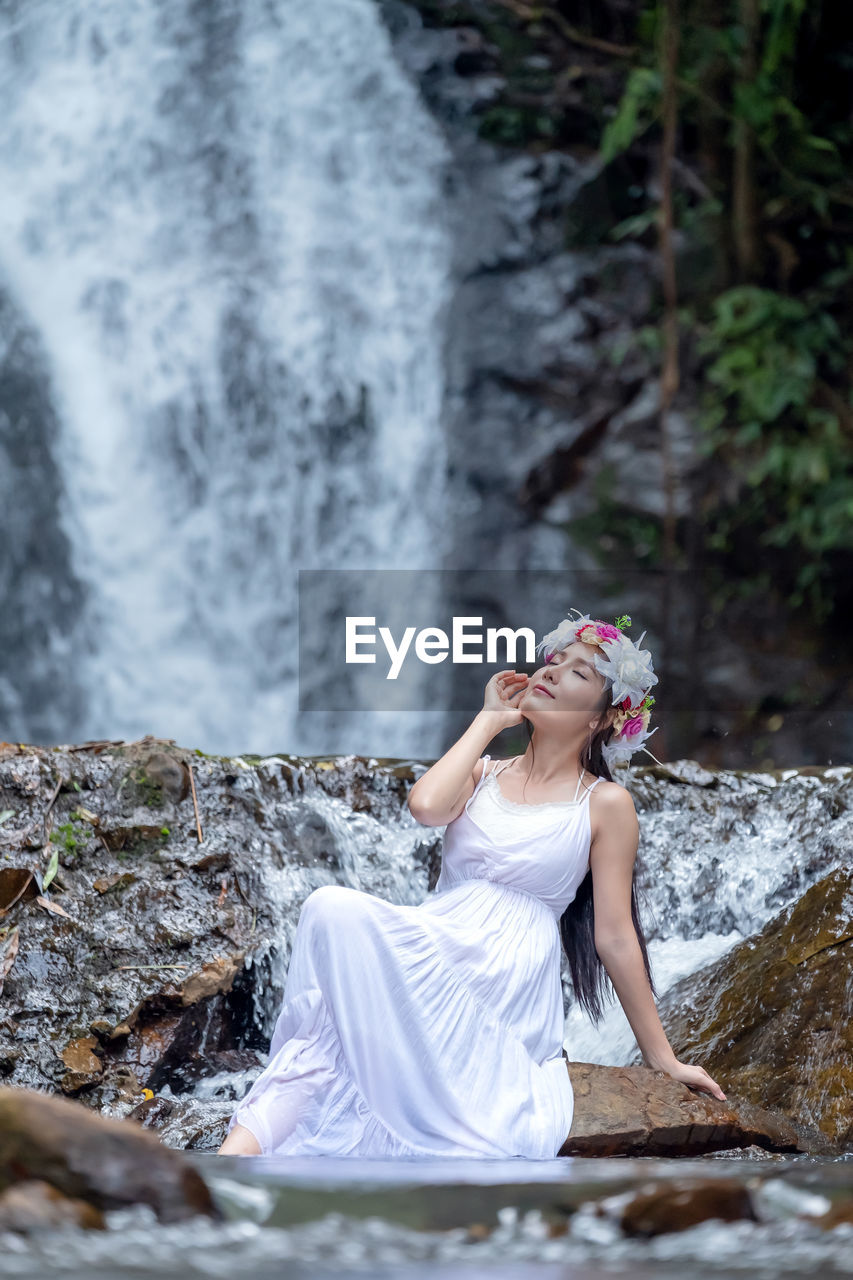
{"left": 482, "top": 669, "right": 530, "bottom": 731}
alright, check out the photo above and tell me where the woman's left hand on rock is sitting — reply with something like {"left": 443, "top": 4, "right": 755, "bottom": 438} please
{"left": 665, "top": 1060, "right": 728, "bottom": 1101}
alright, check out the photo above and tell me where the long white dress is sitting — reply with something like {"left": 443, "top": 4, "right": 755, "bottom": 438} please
{"left": 225, "top": 754, "right": 602, "bottom": 1158}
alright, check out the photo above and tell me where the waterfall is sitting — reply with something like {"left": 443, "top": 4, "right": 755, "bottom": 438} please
{"left": 0, "top": 0, "right": 453, "bottom": 757}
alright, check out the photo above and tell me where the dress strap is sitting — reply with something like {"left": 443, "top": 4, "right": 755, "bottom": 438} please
{"left": 490, "top": 760, "right": 594, "bottom": 803}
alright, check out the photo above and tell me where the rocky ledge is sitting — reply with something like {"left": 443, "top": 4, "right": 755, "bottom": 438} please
{"left": 1, "top": 737, "right": 850, "bottom": 1161}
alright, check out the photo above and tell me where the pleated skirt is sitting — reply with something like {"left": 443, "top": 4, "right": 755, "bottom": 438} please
{"left": 227, "top": 879, "right": 573, "bottom": 1158}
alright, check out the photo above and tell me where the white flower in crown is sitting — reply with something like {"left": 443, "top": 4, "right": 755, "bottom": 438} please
{"left": 602, "top": 722, "right": 660, "bottom": 771}
{"left": 592, "top": 633, "right": 658, "bottom": 709}
{"left": 537, "top": 608, "right": 593, "bottom": 659}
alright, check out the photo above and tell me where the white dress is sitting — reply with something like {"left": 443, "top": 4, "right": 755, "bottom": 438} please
{"left": 226, "top": 754, "right": 602, "bottom": 1158}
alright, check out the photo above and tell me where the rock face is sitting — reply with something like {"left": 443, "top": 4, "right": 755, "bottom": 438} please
{"left": 0, "top": 1086, "right": 219, "bottom": 1225}
{"left": 0, "top": 738, "right": 279, "bottom": 1109}
{"left": 0, "top": 737, "right": 432, "bottom": 1119}
{"left": 627, "top": 865, "right": 853, "bottom": 1154}
{"left": 1, "top": 737, "right": 851, "bottom": 1157}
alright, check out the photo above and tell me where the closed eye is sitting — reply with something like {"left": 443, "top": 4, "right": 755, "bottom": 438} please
{"left": 544, "top": 657, "right": 587, "bottom": 680}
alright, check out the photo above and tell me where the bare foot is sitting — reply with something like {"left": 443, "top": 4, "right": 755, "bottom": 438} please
{"left": 217, "top": 1122, "right": 262, "bottom": 1156}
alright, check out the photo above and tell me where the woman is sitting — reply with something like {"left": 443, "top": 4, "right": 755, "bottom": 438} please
{"left": 219, "top": 609, "right": 725, "bottom": 1157}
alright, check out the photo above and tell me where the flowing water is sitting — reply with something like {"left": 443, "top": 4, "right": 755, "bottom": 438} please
{"left": 0, "top": 0, "right": 453, "bottom": 758}
{"left": 1, "top": 1154, "right": 851, "bottom": 1278}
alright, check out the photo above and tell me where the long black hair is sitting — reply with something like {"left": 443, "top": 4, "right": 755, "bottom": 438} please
{"left": 519, "top": 694, "right": 658, "bottom": 1025}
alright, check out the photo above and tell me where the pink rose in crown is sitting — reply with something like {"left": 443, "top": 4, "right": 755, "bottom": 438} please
{"left": 595, "top": 623, "right": 621, "bottom": 642}
{"left": 621, "top": 715, "right": 646, "bottom": 740}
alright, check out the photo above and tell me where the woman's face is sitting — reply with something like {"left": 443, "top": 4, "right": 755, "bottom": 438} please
{"left": 521, "top": 640, "right": 611, "bottom": 722}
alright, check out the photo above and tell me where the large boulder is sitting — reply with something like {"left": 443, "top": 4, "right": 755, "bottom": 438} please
{"left": 626, "top": 866, "right": 853, "bottom": 1154}
{"left": 561, "top": 1060, "right": 813, "bottom": 1157}
{"left": 0, "top": 1086, "right": 219, "bottom": 1224}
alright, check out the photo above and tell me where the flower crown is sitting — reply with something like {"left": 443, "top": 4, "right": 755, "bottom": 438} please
{"left": 535, "top": 608, "right": 662, "bottom": 777}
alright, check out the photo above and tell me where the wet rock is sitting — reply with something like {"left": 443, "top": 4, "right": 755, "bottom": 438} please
{"left": 619, "top": 1177, "right": 759, "bottom": 1237}
{"left": 627, "top": 865, "right": 853, "bottom": 1153}
{"left": 128, "top": 1094, "right": 180, "bottom": 1128}
{"left": 0, "top": 1086, "right": 220, "bottom": 1223}
{"left": 143, "top": 752, "right": 192, "bottom": 804}
{"left": 101, "top": 954, "right": 249, "bottom": 1094}
{"left": 127, "top": 1092, "right": 236, "bottom": 1151}
{"left": 561, "top": 1061, "right": 804, "bottom": 1157}
{"left": 0, "top": 1179, "right": 105, "bottom": 1233}
{"left": 0, "top": 739, "right": 284, "bottom": 1104}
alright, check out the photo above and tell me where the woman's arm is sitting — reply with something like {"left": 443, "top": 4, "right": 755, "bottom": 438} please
{"left": 590, "top": 786, "right": 728, "bottom": 1101}
{"left": 407, "top": 670, "right": 528, "bottom": 826}
{"left": 407, "top": 709, "right": 501, "bottom": 826}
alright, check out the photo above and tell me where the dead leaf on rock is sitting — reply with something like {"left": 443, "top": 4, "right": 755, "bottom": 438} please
{"left": 92, "top": 872, "right": 137, "bottom": 894}
{"left": 58, "top": 1036, "right": 102, "bottom": 1074}
{"left": 71, "top": 806, "right": 99, "bottom": 825}
{"left": 35, "top": 896, "right": 74, "bottom": 919}
{"left": 0, "top": 867, "right": 37, "bottom": 915}
{"left": 190, "top": 851, "right": 230, "bottom": 872}
{"left": 179, "top": 954, "right": 243, "bottom": 1006}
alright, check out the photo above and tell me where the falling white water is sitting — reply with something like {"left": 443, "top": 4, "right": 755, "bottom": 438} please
{"left": 0, "top": 0, "right": 453, "bottom": 756}
{"left": 565, "top": 930, "right": 744, "bottom": 1065}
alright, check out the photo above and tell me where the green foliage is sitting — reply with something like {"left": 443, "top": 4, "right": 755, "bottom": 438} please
{"left": 694, "top": 283, "right": 853, "bottom": 618}
{"left": 478, "top": 105, "right": 556, "bottom": 147}
{"left": 49, "top": 821, "right": 85, "bottom": 856}
{"left": 596, "top": 0, "right": 853, "bottom": 622}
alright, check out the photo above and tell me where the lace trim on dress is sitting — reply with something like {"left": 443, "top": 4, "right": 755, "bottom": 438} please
{"left": 484, "top": 762, "right": 600, "bottom": 811}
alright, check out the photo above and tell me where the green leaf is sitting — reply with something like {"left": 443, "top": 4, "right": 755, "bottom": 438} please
{"left": 805, "top": 134, "right": 839, "bottom": 154}
{"left": 609, "top": 208, "right": 659, "bottom": 241}
{"left": 42, "top": 847, "right": 59, "bottom": 892}
{"left": 599, "top": 67, "right": 661, "bottom": 165}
